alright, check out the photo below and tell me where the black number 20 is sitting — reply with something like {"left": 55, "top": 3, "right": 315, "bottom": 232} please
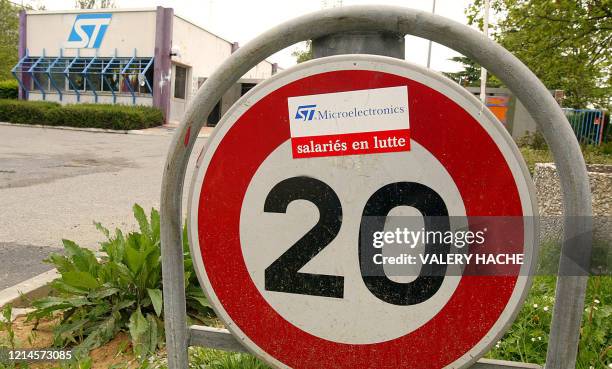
{"left": 263, "top": 176, "right": 449, "bottom": 305}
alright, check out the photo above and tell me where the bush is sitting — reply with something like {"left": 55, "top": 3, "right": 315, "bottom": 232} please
{"left": 0, "top": 80, "right": 19, "bottom": 99}
{"left": 517, "top": 131, "right": 548, "bottom": 150}
{"left": 0, "top": 99, "right": 163, "bottom": 130}
{"left": 0, "top": 99, "right": 60, "bottom": 124}
{"left": 27, "top": 205, "right": 214, "bottom": 362}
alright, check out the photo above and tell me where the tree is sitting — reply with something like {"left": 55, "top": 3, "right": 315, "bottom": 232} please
{"left": 0, "top": 0, "right": 19, "bottom": 80}
{"left": 75, "top": 0, "right": 115, "bottom": 9}
{"left": 466, "top": 0, "right": 611, "bottom": 109}
{"left": 445, "top": 56, "right": 483, "bottom": 87}
{"left": 292, "top": 40, "right": 312, "bottom": 64}
{"left": 444, "top": 56, "right": 503, "bottom": 87}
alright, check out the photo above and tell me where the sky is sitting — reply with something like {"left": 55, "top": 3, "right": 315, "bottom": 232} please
{"left": 21, "top": 0, "right": 477, "bottom": 72}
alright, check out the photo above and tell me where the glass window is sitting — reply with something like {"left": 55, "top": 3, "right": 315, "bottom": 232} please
{"left": 103, "top": 60, "right": 122, "bottom": 93}
{"left": 241, "top": 83, "right": 256, "bottom": 96}
{"left": 68, "top": 74, "right": 85, "bottom": 91}
{"left": 49, "top": 60, "right": 66, "bottom": 91}
{"left": 32, "top": 72, "right": 50, "bottom": 91}
{"left": 197, "top": 77, "right": 206, "bottom": 89}
{"left": 207, "top": 101, "right": 221, "bottom": 127}
{"left": 138, "top": 62, "right": 154, "bottom": 94}
{"left": 87, "top": 74, "right": 102, "bottom": 92}
{"left": 174, "top": 65, "right": 186, "bottom": 99}
{"left": 103, "top": 70, "right": 120, "bottom": 92}
{"left": 66, "top": 59, "right": 87, "bottom": 92}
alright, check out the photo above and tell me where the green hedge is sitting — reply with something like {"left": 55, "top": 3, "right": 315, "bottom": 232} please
{"left": 0, "top": 80, "right": 19, "bottom": 99}
{"left": 0, "top": 99, "right": 164, "bottom": 130}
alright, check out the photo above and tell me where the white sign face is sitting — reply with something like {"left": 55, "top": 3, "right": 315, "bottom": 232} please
{"left": 287, "top": 86, "right": 410, "bottom": 158}
{"left": 188, "top": 55, "right": 538, "bottom": 369}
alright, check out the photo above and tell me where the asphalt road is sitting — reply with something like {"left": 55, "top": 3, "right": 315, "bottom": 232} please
{"left": 0, "top": 124, "right": 206, "bottom": 287}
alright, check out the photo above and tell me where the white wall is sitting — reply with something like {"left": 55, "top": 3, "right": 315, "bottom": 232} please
{"left": 171, "top": 16, "right": 232, "bottom": 102}
{"left": 243, "top": 61, "right": 274, "bottom": 80}
{"left": 171, "top": 15, "right": 274, "bottom": 102}
{"left": 26, "top": 9, "right": 157, "bottom": 58}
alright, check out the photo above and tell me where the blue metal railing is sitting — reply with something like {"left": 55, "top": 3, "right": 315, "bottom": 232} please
{"left": 563, "top": 108, "right": 606, "bottom": 146}
{"left": 27, "top": 55, "right": 47, "bottom": 100}
{"left": 47, "top": 55, "right": 66, "bottom": 100}
{"left": 83, "top": 56, "right": 100, "bottom": 103}
{"left": 11, "top": 50, "right": 153, "bottom": 105}
{"left": 11, "top": 52, "right": 33, "bottom": 99}
{"left": 121, "top": 55, "right": 137, "bottom": 104}
{"left": 64, "top": 56, "right": 86, "bottom": 102}
{"left": 101, "top": 56, "right": 120, "bottom": 104}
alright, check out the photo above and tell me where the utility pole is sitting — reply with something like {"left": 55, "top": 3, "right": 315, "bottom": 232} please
{"left": 479, "top": 0, "right": 490, "bottom": 103}
{"left": 426, "top": 0, "right": 436, "bottom": 68}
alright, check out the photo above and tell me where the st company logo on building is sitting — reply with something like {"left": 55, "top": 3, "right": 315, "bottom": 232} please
{"left": 65, "top": 13, "right": 112, "bottom": 49}
{"left": 294, "top": 104, "right": 317, "bottom": 122}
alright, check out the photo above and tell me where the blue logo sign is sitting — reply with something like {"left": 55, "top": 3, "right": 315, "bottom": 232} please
{"left": 65, "top": 13, "right": 112, "bottom": 49}
{"left": 295, "top": 104, "right": 317, "bottom": 121}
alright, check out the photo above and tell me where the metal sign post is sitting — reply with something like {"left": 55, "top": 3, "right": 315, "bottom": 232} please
{"left": 161, "top": 6, "right": 592, "bottom": 369}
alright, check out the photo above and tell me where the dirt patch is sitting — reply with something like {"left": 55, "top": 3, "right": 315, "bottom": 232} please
{"left": 1, "top": 315, "right": 138, "bottom": 368}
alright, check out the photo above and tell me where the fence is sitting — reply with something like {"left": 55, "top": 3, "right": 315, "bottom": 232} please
{"left": 563, "top": 108, "right": 606, "bottom": 145}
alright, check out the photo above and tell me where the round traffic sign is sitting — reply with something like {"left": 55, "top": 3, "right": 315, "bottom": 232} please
{"left": 188, "top": 55, "right": 538, "bottom": 369}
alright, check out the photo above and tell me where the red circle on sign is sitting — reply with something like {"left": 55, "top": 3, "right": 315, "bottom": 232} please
{"left": 196, "top": 68, "right": 525, "bottom": 368}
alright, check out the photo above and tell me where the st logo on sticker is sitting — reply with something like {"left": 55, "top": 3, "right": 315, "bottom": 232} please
{"left": 287, "top": 86, "right": 410, "bottom": 158}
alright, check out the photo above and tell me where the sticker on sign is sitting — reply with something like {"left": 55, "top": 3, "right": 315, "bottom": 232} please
{"left": 287, "top": 86, "right": 410, "bottom": 158}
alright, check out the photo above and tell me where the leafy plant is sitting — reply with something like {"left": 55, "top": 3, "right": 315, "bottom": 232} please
{"left": 0, "top": 304, "right": 16, "bottom": 351}
{"left": 27, "top": 205, "right": 214, "bottom": 362}
{"left": 0, "top": 304, "right": 21, "bottom": 369}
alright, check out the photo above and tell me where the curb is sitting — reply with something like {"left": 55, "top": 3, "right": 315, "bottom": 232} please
{"left": 0, "top": 269, "right": 58, "bottom": 309}
{"left": 0, "top": 122, "right": 211, "bottom": 138}
{"left": 0, "top": 121, "right": 130, "bottom": 135}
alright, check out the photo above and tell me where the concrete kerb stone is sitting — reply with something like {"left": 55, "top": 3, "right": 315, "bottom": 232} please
{"left": 0, "top": 122, "right": 211, "bottom": 138}
{"left": 0, "top": 268, "right": 58, "bottom": 310}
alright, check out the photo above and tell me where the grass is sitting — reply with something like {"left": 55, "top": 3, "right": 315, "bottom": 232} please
{"left": 486, "top": 276, "right": 611, "bottom": 368}
{"left": 520, "top": 145, "right": 612, "bottom": 174}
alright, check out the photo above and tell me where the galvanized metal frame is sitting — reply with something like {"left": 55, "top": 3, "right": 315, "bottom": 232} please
{"left": 161, "top": 6, "right": 592, "bottom": 369}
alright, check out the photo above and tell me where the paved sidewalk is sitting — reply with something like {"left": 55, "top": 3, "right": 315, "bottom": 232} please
{"left": 0, "top": 242, "right": 61, "bottom": 290}
{"left": 0, "top": 124, "right": 207, "bottom": 269}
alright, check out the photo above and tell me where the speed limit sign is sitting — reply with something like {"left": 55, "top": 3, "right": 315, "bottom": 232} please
{"left": 188, "top": 55, "right": 538, "bottom": 369}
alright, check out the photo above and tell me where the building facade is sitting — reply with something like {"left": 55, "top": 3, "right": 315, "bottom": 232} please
{"left": 12, "top": 7, "right": 278, "bottom": 124}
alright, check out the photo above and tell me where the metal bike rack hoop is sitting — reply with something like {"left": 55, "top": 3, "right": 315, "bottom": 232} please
{"left": 161, "top": 6, "right": 593, "bottom": 369}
